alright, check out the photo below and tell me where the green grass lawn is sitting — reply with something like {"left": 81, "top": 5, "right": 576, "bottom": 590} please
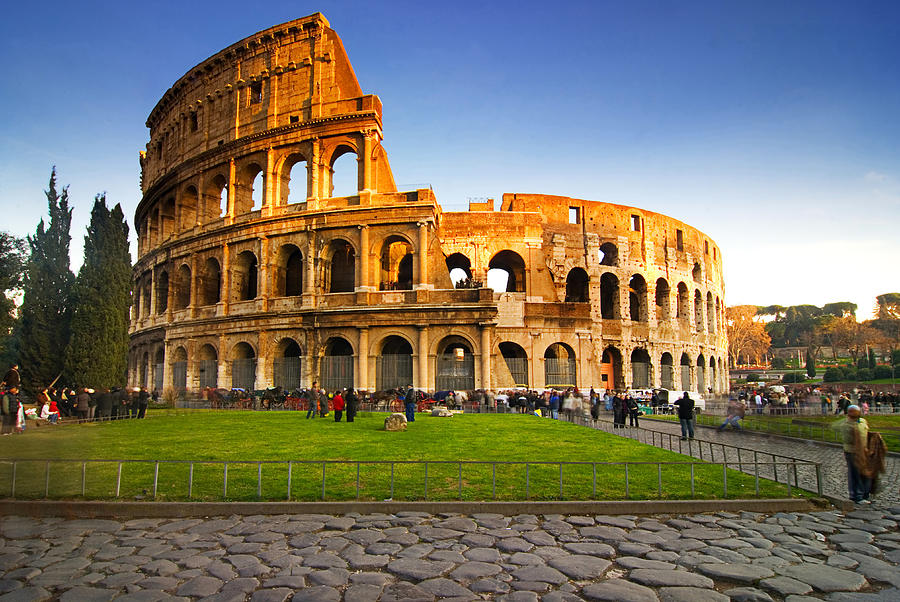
{"left": 0, "top": 411, "right": 799, "bottom": 502}
{"left": 651, "top": 412, "right": 900, "bottom": 449}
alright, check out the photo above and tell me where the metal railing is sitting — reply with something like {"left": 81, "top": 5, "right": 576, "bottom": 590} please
{"left": 0, "top": 457, "right": 817, "bottom": 501}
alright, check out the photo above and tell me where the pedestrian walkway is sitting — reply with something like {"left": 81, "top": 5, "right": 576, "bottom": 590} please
{"left": 1, "top": 506, "right": 898, "bottom": 601}
{"left": 586, "top": 416, "right": 900, "bottom": 506}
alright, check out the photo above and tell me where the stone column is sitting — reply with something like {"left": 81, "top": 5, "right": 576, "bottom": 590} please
{"left": 417, "top": 326, "right": 429, "bottom": 392}
{"left": 358, "top": 327, "right": 369, "bottom": 391}
{"left": 259, "top": 236, "right": 270, "bottom": 311}
{"left": 264, "top": 147, "right": 276, "bottom": 216}
{"left": 576, "top": 331, "right": 592, "bottom": 389}
{"left": 149, "top": 269, "right": 157, "bottom": 318}
{"left": 357, "top": 225, "right": 371, "bottom": 291}
{"left": 307, "top": 138, "right": 320, "bottom": 207}
{"left": 415, "top": 221, "right": 430, "bottom": 290}
{"left": 185, "top": 338, "right": 196, "bottom": 392}
{"left": 304, "top": 233, "right": 316, "bottom": 307}
{"left": 166, "top": 266, "right": 175, "bottom": 322}
{"left": 189, "top": 254, "right": 198, "bottom": 318}
{"left": 257, "top": 331, "right": 269, "bottom": 390}
{"left": 162, "top": 340, "right": 172, "bottom": 392}
{"left": 530, "top": 332, "right": 542, "bottom": 390}
{"left": 480, "top": 324, "right": 492, "bottom": 391}
{"left": 220, "top": 244, "right": 231, "bottom": 316}
{"left": 361, "top": 131, "right": 374, "bottom": 191}
{"left": 218, "top": 335, "right": 228, "bottom": 389}
{"left": 226, "top": 158, "right": 236, "bottom": 223}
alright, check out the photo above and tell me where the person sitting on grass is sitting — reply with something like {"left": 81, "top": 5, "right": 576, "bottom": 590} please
{"left": 718, "top": 398, "right": 745, "bottom": 431}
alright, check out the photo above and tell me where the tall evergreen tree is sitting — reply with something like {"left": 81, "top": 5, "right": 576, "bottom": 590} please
{"left": 18, "top": 168, "right": 74, "bottom": 394}
{"left": 0, "top": 232, "right": 28, "bottom": 368}
{"left": 65, "top": 195, "right": 132, "bottom": 388}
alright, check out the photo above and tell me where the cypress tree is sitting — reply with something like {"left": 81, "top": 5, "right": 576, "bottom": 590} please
{"left": 18, "top": 168, "right": 74, "bottom": 394}
{"left": 65, "top": 195, "right": 132, "bottom": 388}
{"left": 0, "top": 232, "right": 27, "bottom": 367}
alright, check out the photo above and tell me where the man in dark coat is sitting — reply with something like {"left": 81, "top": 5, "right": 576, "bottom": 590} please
{"left": 97, "top": 388, "right": 115, "bottom": 420}
{"left": 137, "top": 387, "right": 150, "bottom": 418}
{"left": 1, "top": 386, "right": 19, "bottom": 435}
{"left": 674, "top": 392, "right": 695, "bottom": 440}
{"left": 2, "top": 365, "right": 19, "bottom": 389}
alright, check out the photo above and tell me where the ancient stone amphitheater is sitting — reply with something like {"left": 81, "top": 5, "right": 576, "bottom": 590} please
{"left": 129, "top": 13, "right": 728, "bottom": 396}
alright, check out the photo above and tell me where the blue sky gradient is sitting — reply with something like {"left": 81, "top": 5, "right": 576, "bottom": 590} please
{"left": 0, "top": 0, "right": 897, "bottom": 317}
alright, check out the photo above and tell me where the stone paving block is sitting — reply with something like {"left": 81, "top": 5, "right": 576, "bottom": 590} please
{"left": 379, "top": 581, "right": 435, "bottom": 602}
{"left": 450, "top": 561, "right": 502, "bottom": 580}
{"left": 696, "top": 562, "right": 774, "bottom": 583}
{"left": 724, "top": 586, "right": 776, "bottom": 601}
{"left": 176, "top": 576, "right": 223, "bottom": 597}
{"left": 760, "top": 575, "right": 814, "bottom": 596}
{"left": 509, "top": 580, "right": 551, "bottom": 592}
{"left": 629, "top": 568, "right": 715, "bottom": 588}
{"left": 306, "top": 568, "right": 349, "bottom": 587}
{"left": 563, "top": 542, "right": 616, "bottom": 557}
{"left": 470, "top": 578, "right": 510, "bottom": 594}
{"left": 581, "top": 578, "right": 659, "bottom": 601}
{"left": 342, "top": 584, "right": 383, "bottom": 602}
{"left": 0, "top": 586, "right": 53, "bottom": 602}
{"left": 658, "top": 586, "right": 728, "bottom": 601}
{"left": 549, "top": 554, "right": 612, "bottom": 579}
{"left": 617, "top": 556, "right": 677, "bottom": 570}
{"left": 510, "top": 565, "right": 569, "bottom": 585}
{"left": 777, "top": 564, "right": 868, "bottom": 592}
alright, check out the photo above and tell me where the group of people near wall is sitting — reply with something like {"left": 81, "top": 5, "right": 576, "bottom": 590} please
{"left": 1, "top": 364, "right": 152, "bottom": 431}
{"left": 302, "top": 382, "right": 360, "bottom": 423}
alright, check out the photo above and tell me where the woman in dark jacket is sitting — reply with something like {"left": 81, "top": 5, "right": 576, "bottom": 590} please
{"left": 612, "top": 392, "right": 626, "bottom": 428}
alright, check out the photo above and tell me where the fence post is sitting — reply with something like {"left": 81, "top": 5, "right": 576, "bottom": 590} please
{"left": 624, "top": 463, "right": 630, "bottom": 498}
{"left": 424, "top": 462, "right": 428, "bottom": 501}
{"left": 286, "top": 461, "right": 291, "bottom": 501}
{"left": 722, "top": 463, "right": 727, "bottom": 498}
{"left": 11, "top": 461, "right": 16, "bottom": 498}
{"left": 223, "top": 463, "right": 228, "bottom": 499}
{"left": 755, "top": 460, "right": 760, "bottom": 496}
{"left": 390, "top": 463, "right": 395, "bottom": 500}
{"left": 492, "top": 463, "right": 496, "bottom": 500}
{"left": 525, "top": 463, "right": 529, "bottom": 500}
{"left": 153, "top": 462, "right": 159, "bottom": 499}
{"left": 189, "top": 463, "right": 194, "bottom": 499}
{"left": 257, "top": 462, "right": 262, "bottom": 499}
{"left": 657, "top": 464, "right": 662, "bottom": 498}
{"left": 559, "top": 463, "right": 564, "bottom": 500}
{"left": 44, "top": 461, "right": 50, "bottom": 499}
{"left": 81, "top": 462, "right": 86, "bottom": 497}
{"left": 815, "top": 463, "right": 823, "bottom": 496}
{"left": 357, "top": 462, "right": 361, "bottom": 500}
{"left": 321, "top": 462, "right": 326, "bottom": 500}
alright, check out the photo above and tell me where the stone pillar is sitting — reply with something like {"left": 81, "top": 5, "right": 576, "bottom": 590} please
{"left": 415, "top": 221, "right": 430, "bottom": 290}
{"left": 189, "top": 254, "right": 198, "bottom": 318}
{"left": 185, "top": 338, "right": 196, "bottom": 392}
{"left": 264, "top": 147, "right": 276, "bottom": 216}
{"left": 257, "top": 331, "right": 268, "bottom": 390}
{"left": 577, "top": 331, "right": 592, "bottom": 389}
{"left": 162, "top": 340, "right": 172, "bottom": 392}
{"left": 226, "top": 158, "right": 236, "bottom": 223}
{"left": 220, "top": 243, "right": 231, "bottom": 315}
{"left": 361, "top": 131, "right": 374, "bottom": 191}
{"left": 358, "top": 327, "right": 369, "bottom": 391}
{"left": 259, "top": 236, "right": 270, "bottom": 311}
{"left": 357, "top": 225, "right": 371, "bottom": 291}
{"left": 149, "top": 269, "right": 157, "bottom": 318}
{"left": 218, "top": 335, "right": 228, "bottom": 389}
{"left": 304, "top": 233, "right": 316, "bottom": 307}
{"left": 307, "top": 138, "right": 320, "bottom": 206}
{"left": 417, "top": 326, "right": 429, "bottom": 392}
{"left": 166, "top": 267, "right": 175, "bottom": 322}
{"left": 530, "top": 332, "right": 542, "bottom": 390}
{"left": 480, "top": 324, "right": 491, "bottom": 391}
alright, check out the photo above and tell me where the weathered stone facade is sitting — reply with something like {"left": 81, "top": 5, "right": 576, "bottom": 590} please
{"left": 130, "top": 13, "right": 728, "bottom": 395}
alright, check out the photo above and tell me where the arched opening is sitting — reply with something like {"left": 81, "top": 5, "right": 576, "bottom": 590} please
{"left": 172, "top": 346, "right": 188, "bottom": 392}
{"left": 326, "top": 239, "right": 356, "bottom": 293}
{"left": 380, "top": 236, "right": 414, "bottom": 291}
{"left": 565, "top": 268, "right": 589, "bottom": 303}
{"left": 716, "top": 296, "right": 723, "bottom": 331}
{"left": 156, "top": 271, "right": 169, "bottom": 314}
{"left": 488, "top": 250, "right": 526, "bottom": 293}
{"left": 275, "top": 244, "right": 303, "bottom": 297}
{"left": 545, "top": 343, "right": 576, "bottom": 388}
{"left": 233, "top": 251, "right": 258, "bottom": 301}
{"left": 161, "top": 197, "right": 176, "bottom": 239}
{"left": 600, "top": 273, "right": 619, "bottom": 319}
{"left": 231, "top": 343, "right": 256, "bottom": 390}
{"left": 499, "top": 342, "right": 528, "bottom": 388}
{"left": 706, "top": 291, "right": 716, "bottom": 333}
{"left": 141, "top": 351, "right": 150, "bottom": 388}
{"left": 141, "top": 280, "right": 151, "bottom": 317}
{"left": 680, "top": 353, "right": 692, "bottom": 391}
{"left": 692, "top": 262, "right": 702, "bottom": 283}
{"left": 153, "top": 348, "right": 165, "bottom": 392}
{"left": 655, "top": 278, "right": 671, "bottom": 321}
{"left": 197, "top": 344, "right": 218, "bottom": 389}
{"left": 446, "top": 253, "right": 474, "bottom": 287}
{"left": 281, "top": 153, "right": 308, "bottom": 205}
{"left": 435, "top": 337, "right": 475, "bottom": 391}
{"left": 660, "top": 353, "right": 675, "bottom": 390}
{"left": 329, "top": 146, "right": 358, "bottom": 198}
{"left": 631, "top": 348, "right": 651, "bottom": 389}
{"left": 199, "top": 258, "right": 221, "bottom": 306}
{"left": 232, "top": 163, "right": 264, "bottom": 215}
{"left": 676, "top": 282, "right": 689, "bottom": 321}
{"left": 322, "top": 337, "right": 354, "bottom": 391}
{"left": 206, "top": 174, "right": 228, "bottom": 221}
{"left": 601, "top": 347, "right": 623, "bottom": 390}
{"left": 694, "top": 289, "right": 703, "bottom": 331}
{"left": 377, "top": 335, "right": 413, "bottom": 391}
{"left": 132, "top": 284, "right": 141, "bottom": 320}
{"left": 274, "top": 339, "right": 303, "bottom": 390}
{"left": 174, "top": 264, "right": 191, "bottom": 310}
{"left": 148, "top": 208, "right": 159, "bottom": 247}
{"left": 709, "top": 356, "right": 717, "bottom": 394}
{"left": 696, "top": 354, "right": 706, "bottom": 393}
{"left": 628, "top": 274, "right": 647, "bottom": 322}
{"left": 599, "top": 242, "right": 618, "bottom": 266}
{"left": 251, "top": 170, "right": 264, "bottom": 212}
{"left": 180, "top": 186, "right": 198, "bottom": 230}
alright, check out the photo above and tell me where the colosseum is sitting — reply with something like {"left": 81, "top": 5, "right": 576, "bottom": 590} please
{"left": 129, "top": 13, "right": 728, "bottom": 397}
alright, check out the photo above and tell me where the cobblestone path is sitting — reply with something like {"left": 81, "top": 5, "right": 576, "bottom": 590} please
{"left": 587, "top": 417, "right": 900, "bottom": 506}
{"left": 1, "top": 506, "right": 899, "bottom": 601}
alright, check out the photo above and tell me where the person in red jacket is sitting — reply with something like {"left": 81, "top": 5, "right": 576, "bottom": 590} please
{"left": 332, "top": 390, "right": 345, "bottom": 422}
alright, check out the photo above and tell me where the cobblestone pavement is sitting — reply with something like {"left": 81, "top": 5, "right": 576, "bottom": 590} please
{"left": 1, "top": 506, "right": 899, "bottom": 601}
{"left": 586, "top": 416, "right": 900, "bottom": 507}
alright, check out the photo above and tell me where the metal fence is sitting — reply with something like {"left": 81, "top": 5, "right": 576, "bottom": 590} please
{"left": 321, "top": 356, "right": 353, "bottom": 391}
{"left": 0, "top": 457, "right": 817, "bottom": 502}
{"left": 435, "top": 354, "right": 474, "bottom": 391}
{"left": 197, "top": 360, "right": 218, "bottom": 389}
{"left": 231, "top": 359, "right": 256, "bottom": 390}
{"left": 544, "top": 358, "right": 576, "bottom": 388}
{"left": 273, "top": 357, "right": 304, "bottom": 390}
{"left": 172, "top": 361, "right": 187, "bottom": 392}
{"left": 502, "top": 357, "right": 529, "bottom": 388}
{"left": 377, "top": 355, "right": 413, "bottom": 391}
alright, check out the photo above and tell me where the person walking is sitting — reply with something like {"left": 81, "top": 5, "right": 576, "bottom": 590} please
{"left": 718, "top": 398, "right": 745, "bottom": 431}
{"left": 137, "top": 387, "right": 150, "bottom": 418}
{"left": 332, "top": 390, "right": 345, "bottom": 422}
{"left": 612, "top": 392, "right": 626, "bottom": 428}
{"left": 305, "top": 383, "right": 319, "bottom": 419}
{"left": 549, "top": 391, "right": 560, "bottom": 420}
{"left": 833, "top": 404, "right": 872, "bottom": 504}
{"left": 404, "top": 386, "right": 417, "bottom": 423}
{"left": 674, "top": 391, "right": 695, "bottom": 440}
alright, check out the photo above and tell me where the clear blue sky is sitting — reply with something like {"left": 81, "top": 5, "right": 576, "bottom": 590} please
{"left": 1, "top": 0, "right": 897, "bottom": 318}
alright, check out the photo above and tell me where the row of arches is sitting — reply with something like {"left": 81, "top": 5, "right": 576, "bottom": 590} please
{"left": 140, "top": 139, "right": 371, "bottom": 252}
{"left": 134, "top": 235, "right": 417, "bottom": 318}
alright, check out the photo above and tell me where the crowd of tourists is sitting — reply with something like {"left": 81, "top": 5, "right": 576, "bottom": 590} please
{"left": 0, "top": 363, "right": 152, "bottom": 432}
